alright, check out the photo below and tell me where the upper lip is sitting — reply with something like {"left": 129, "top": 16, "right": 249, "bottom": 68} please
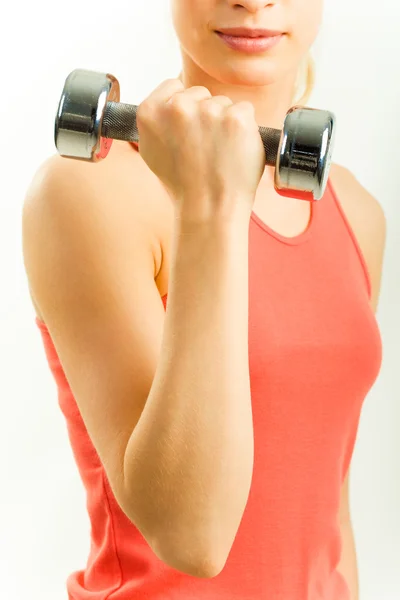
{"left": 216, "top": 27, "right": 284, "bottom": 38}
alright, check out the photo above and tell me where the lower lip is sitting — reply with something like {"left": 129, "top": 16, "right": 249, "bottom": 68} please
{"left": 216, "top": 32, "right": 284, "bottom": 54}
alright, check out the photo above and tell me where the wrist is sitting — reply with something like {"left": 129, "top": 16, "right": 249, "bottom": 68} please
{"left": 173, "top": 200, "right": 252, "bottom": 237}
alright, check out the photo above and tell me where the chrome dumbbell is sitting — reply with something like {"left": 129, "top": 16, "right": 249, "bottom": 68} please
{"left": 55, "top": 68, "right": 336, "bottom": 201}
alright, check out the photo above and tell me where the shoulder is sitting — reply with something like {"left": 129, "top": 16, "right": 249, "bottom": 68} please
{"left": 25, "top": 140, "right": 159, "bottom": 207}
{"left": 23, "top": 140, "right": 168, "bottom": 250}
{"left": 22, "top": 141, "right": 170, "bottom": 318}
{"left": 329, "top": 163, "right": 387, "bottom": 311}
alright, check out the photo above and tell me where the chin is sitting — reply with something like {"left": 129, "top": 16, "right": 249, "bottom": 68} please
{"left": 205, "top": 61, "right": 286, "bottom": 88}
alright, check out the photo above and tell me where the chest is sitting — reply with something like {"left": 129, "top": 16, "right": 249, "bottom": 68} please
{"left": 246, "top": 221, "right": 383, "bottom": 420}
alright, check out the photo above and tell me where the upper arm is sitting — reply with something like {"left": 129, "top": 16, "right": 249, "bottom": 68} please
{"left": 355, "top": 181, "right": 387, "bottom": 314}
{"left": 22, "top": 155, "right": 166, "bottom": 524}
{"left": 330, "top": 164, "right": 387, "bottom": 313}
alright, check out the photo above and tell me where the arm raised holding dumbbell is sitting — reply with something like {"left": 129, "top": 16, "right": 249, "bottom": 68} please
{"left": 122, "top": 78, "right": 261, "bottom": 577}
{"left": 50, "top": 68, "right": 337, "bottom": 577}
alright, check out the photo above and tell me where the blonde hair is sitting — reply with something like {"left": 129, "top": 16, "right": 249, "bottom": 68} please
{"left": 292, "top": 51, "right": 316, "bottom": 106}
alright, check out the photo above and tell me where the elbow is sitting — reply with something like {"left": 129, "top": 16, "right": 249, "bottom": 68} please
{"left": 147, "top": 531, "right": 227, "bottom": 579}
{"left": 118, "top": 499, "right": 226, "bottom": 578}
{"left": 159, "top": 546, "right": 226, "bottom": 579}
{"left": 117, "top": 482, "right": 228, "bottom": 578}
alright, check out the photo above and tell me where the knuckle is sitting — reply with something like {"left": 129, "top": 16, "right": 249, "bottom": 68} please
{"left": 201, "top": 100, "right": 222, "bottom": 117}
{"left": 167, "top": 93, "right": 185, "bottom": 109}
{"left": 166, "top": 94, "right": 193, "bottom": 119}
{"left": 190, "top": 85, "right": 212, "bottom": 96}
{"left": 211, "top": 95, "right": 233, "bottom": 106}
{"left": 225, "top": 109, "right": 247, "bottom": 127}
{"left": 225, "top": 102, "right": 254, "bottom": 127}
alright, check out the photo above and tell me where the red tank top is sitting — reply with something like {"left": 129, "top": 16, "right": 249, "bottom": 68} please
{"left": 35, "top": 141, "right": 382, "bottom": 600}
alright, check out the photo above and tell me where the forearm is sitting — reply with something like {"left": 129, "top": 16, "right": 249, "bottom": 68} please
{"left": 337, "top": 519, "right": 359, "bottom": 600}
{"left": 124, "top": 216, "right": 254, "bottom": 575}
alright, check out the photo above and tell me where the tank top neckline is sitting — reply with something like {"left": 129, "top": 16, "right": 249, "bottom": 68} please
{"left": 129, "top": 141, "right": 318, "bottom": 246}
{"left": 250, "top": 198, "right": 317, "bottom": 246}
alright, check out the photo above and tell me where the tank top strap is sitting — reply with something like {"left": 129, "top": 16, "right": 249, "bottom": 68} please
{"left": 319, "top": 177, "right": 372, "bottom": 300}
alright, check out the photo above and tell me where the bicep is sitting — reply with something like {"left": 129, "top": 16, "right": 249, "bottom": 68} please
{"left": 330, "top": 165, "right": 387, "bottom": 313}
{"left": 23, "top": 159, "right": 166, "bottom": 518}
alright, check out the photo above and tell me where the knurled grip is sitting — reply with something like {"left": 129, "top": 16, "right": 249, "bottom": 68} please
{"left": 101, "top": 102, "right": 281, "bottom": 167}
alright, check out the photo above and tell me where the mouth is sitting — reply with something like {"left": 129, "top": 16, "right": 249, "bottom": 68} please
{"left": 215, "top": 27, "right": 285, "bottom": 38}
{"left": 214, "top": 29, "right": 285, "bottom": 54}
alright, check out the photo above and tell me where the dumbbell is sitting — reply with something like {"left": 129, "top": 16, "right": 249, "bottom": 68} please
{"left": 55, "top": 68, "right": 336, "bottom": 201}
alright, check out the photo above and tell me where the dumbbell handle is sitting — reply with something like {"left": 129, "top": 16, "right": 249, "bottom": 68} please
{"left": 102, "top": 101, "right": 281, "bottom": 167}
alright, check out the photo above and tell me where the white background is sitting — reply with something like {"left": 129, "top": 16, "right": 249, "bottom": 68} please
{"left": 1, "top": 0, "right": 399, "bottom": 598}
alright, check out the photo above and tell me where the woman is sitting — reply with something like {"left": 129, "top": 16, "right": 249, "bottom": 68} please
{"left": 22, "top": 0, "right": 386, "bottom": 599}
